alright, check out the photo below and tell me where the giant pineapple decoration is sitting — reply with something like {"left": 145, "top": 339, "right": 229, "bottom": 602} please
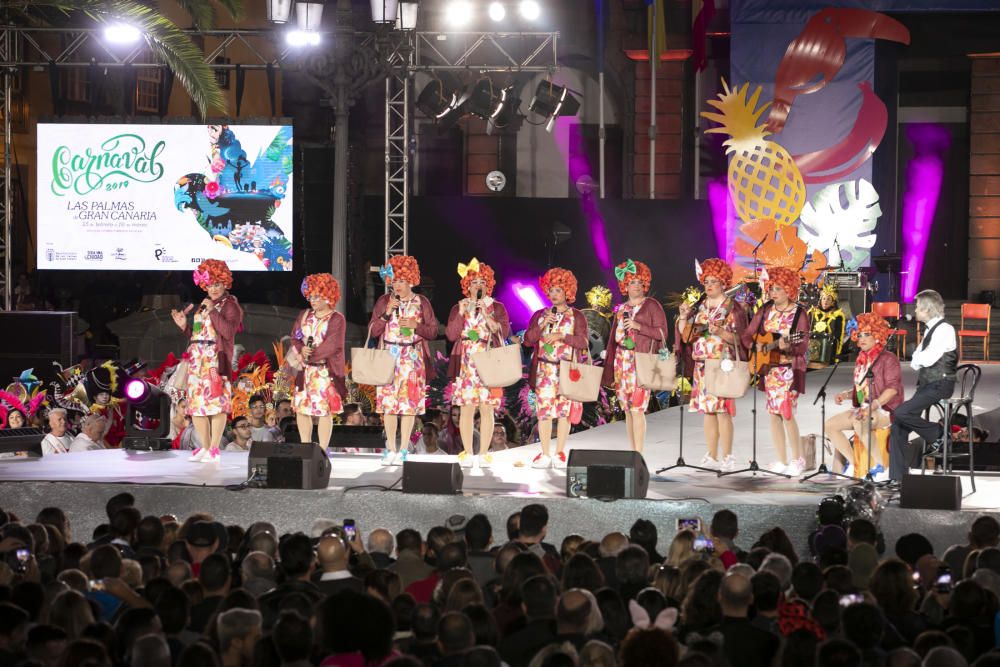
{"left": 702, "top": 79, "right": 807, "bottom": 227}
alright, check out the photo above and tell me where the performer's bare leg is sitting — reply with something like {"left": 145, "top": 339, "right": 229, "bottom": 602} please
{"left": 383, "top": 414, "right": 398, "bottom": 453}
{"left": 400, "top": 415, "right": 416, "bottom": 451}
{"left": 538, "top": 419, "right": 553, "bottom": 456}
{"left": 478, "top": 406, "right": 494, "bottom": 457}
{"left": 704, "top": 414, "right": 719, "bottom": 459}
{"left": 296, "top": 413, "right": 314, "bottom": 445}
{"left": 317, "top": 415, "right": 333, "bottom": 451}
{"left": 632, "top": 411, "right": 647, "bottom": 453}
{"left": 459, "top": 405, "right": 476, "bottom": 456}
{"left": 718, "top": 413, "right": 734, "bottom": 458}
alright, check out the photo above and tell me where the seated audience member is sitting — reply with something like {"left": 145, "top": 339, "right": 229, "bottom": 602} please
{"left": 224, "top": 415, "right": 254, "bottom": 452}
{"left": 69, "top": 413, "right": 108, "bottom": 452}
{"left": 41, "top": 408, "right": 74, "bottom": 455}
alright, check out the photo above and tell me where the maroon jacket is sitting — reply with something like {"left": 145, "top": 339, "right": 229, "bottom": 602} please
{"left": 741, "top": 303, "right": 811, "bottom": 395}
{"left": 601, "top": 298, "right": 669, "bottom": 387}
{"left": 368, "top": 293, "right": 439, "bottom": 381}
{"left": 445, "top": 299, "right": 512, "bottom": 380}
{"left": 853, "top": 351, "right": 905, "bottom": 414}
{"left": 184, "top": 294, "right": 243, "bottom": 379}
{"left": 523, "top": 307, "right": 589, "bottom": 387}
{"left": 289, "top": 309, "right": 347, "bottom": 397}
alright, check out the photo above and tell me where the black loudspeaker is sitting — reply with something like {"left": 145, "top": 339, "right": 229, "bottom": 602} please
{"left": 247, "top": 442, "right": 331, "bottom": 490}
{"left": 566, "top": 450, "right": 649, "bottom": 499}
{"left": 901, "top": 474, "right": 962, "bottom": 510}
{"left": 402, "top": 461, "right": 463, "bottom": 494}
{"left": 0, "top": 311, "right": 75, "bottom": 383}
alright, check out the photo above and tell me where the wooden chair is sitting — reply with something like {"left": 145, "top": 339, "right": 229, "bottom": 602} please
{"left": 872, "top": 302, "right": 907, "bottom": 358}
{"left": 958, "top": 303, "right": 991, "bottom": 361}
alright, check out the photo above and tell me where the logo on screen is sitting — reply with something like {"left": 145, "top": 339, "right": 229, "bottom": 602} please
{"left": 46, "top": 248, "right": 54, "bottom": 262}
{"left": 85, "top": 250, "right": 103, "bottom": 261}
{"left": 154, "top": 247, "right": 177, "bottom": 263}
{"left": 113, "top": 248, "right": 127, "bottom": 261}
{"left": 50, "top": 133, "right": 165, "bottom": 196}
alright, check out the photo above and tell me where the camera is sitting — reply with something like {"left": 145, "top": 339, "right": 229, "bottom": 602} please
{"left": 676, "top": 518, "right": 701, "bottom": 533}
{"left": 343, "top": 519, "right": 356, "bottom": 542}
{"left": 935, "top": 566, "right": 952, "bottom": 594}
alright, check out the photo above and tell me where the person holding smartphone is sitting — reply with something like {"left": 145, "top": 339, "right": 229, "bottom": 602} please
{"left": 445, "top": 259, "right": 511, "bottom": 469}
{"left": 369, "top": 255, "right": 439, "bottom": 466}
{"left": 290, "top": 273, "right": 347, "bottom": 452}
{"left": 171, "top": 259, "right": 244, "bottom": 465}
{"left": 602, "top": 259, "right": 667, "bottom": 454}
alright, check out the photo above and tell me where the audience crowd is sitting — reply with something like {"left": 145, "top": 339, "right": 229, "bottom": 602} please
{"left": 1, "top": 493, "right": 1000, "bottom": 667}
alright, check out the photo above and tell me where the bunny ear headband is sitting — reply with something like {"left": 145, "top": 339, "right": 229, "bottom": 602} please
{"left": 694, "top": 259, "right": 703, "bottom": 281}
{"left": 628, "top": 599, "right": 678, "bottom": 632}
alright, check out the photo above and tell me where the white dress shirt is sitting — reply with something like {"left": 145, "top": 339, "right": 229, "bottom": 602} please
{"left": 69, "top": 433, "right": 106, "bottom": 452}
{"left": 41, "top": 433, "right": 73, "bottom": 455}
{"left": 911, "top": 316, "right": 957, "bottom": 371}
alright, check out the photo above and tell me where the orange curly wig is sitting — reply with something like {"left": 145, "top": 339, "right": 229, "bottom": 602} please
{"left": 460, "top": 263, "right": 496, "bottom": 298}
{"left": 852, "top": 312, "right": 892, "bottom": 347}
{"left": 539, "top": 268, "right": 578, "bottom": 303}
{"left": 697, "top": 258, "right": 733, "bottom": 288}
{"left": 301, "top": 273, "right": 341, "bottom": 307}
{"left": 388, "top": 255, "right": 421, "bottom": 286}
{"left": 764, "top": 267, "right": 802, "bottom": 300}
{"left": 616, "top": 259, "right": 652, "bottom": 296}
{"left": 195, "top": 259, "right": 233, "bottom": 290}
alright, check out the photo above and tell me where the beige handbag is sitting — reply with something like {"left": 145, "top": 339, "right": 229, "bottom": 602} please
{"left": 284, "top": 345, "right": 305, "bottom": 373}
{"left": 635, "top": 335, "right": 677, "bottom": 391}
{"left": 801, "top": 434, "right": 817, "bottom": 470}
{"left": 165, "top": 359, "right": 190, "bottom": 395}
{"left": 702, "top": 348, "right": 750, "bottom": 399}
{"left": 350, "top": 326, "right": 395, "bottom": 386}
{"left": 471, "top": 335, "right": 523, "bottom": 387}
{"left": 559, "top": 357, "right": 603, "bottom": 403}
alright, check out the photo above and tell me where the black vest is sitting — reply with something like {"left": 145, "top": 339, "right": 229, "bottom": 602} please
{"left": 917, "top": 320, "right": 957, "bottom": 387}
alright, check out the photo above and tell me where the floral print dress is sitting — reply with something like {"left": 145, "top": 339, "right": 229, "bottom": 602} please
{"left": 376, "top": 296, "right": 427, "bottom": 416}
{"left": 185, "top": 308, "right": 232, "bottom": 417}
{"left": 689, "top": 301, "right": 738, "bottom": 416}
{"left": 535, "top": 311, "right": 581, "bottom": 421}
{"left": 613, "top": 303, "right": 649, "bottom": 413}
{"left": 762, "top": 307, "right": 798, "bottom": 419}
{"left": 452, "top": 305, "right": 501, "bottom": 408}
{"left": 293, "top": 311, "right": 342, "bottom": 417}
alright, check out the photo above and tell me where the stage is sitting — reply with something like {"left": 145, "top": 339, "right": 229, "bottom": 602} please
{"left": 0, "top": 365, "right": 997, "bottom": 557}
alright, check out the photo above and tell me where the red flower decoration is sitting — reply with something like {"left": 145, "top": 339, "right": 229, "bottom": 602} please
{"left": 569, "top": 369, "right": 581, "bottom": 382}
{"left": 205, "top": 181, "right": 220, "bottom": 198}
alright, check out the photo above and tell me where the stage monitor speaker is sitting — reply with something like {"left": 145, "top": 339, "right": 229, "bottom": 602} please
{"left": 566, "top": 450, "right": 649, "bottom": 499}
{"left": 402, "top": 461, "right": 463, "bottom": 495}
{"left": 0, "top": 311, "right": 75, "bottom": 384}
{"left": 0, "top": 428, "right": 44, "bottom": 456}
{"left": 247, "top": 442, "right": 331, "bottom": 490}
{"left": 900, "top": 473, "right": 961, "bottom": 510}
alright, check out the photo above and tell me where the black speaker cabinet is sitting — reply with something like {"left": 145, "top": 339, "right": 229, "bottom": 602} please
{"left": 402, "top": 460, "right": 463, "bottom": 494}
{"left": 901, "top": 474, "right": 962, "bottom": 511}
{"left": 566, "top": 450, "right": 649, "bottom": 499}
{"left": 247, "top": 442, "right": 331, "bottom": 490}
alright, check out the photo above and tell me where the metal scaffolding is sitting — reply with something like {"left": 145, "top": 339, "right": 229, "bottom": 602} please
{"left": 1, "top": 23, "right": 13, "bottom": 311}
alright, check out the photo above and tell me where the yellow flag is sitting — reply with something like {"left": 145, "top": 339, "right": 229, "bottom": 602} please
{"left": 648, "top": 0, "right": 667, "bottom": 59}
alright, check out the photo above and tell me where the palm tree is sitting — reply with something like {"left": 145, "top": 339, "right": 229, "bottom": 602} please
{"left": 2, "top": 0, "right": 246, "bottom": 117}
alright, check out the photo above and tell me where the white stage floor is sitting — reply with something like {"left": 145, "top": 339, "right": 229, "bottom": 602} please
{"left": 1, "top": 365, "right": 998, "bottom": 510}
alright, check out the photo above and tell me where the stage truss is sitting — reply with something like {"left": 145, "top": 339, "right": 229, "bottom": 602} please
{"left": 0, "top": 26, "right": 559, "bottom": 306}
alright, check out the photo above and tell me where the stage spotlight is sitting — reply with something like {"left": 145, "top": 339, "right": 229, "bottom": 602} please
{"left": 445, "top": 0, "right": 473, "bottom": 27}
{"left": 467, "top": 79, "right": 503, "bottom": 119}
{"left": 417, "top": 79, "right": 458, "bottom": 119}
{"left": 286, "top": 30, "right": 322, "bottom": 47}
{"left": 122, "top": 379, "right": 172, "bottom": 451}
{"left": 519, "top": 0, "right": 541, "bottom": 21}
{"left": 529, "top": 81, "right": 581, "bottom": 132}
{"left": 488, "top": 2, "right": 506, "bottom": 21}
{"left": 103, "top": 24, "right": 142, "bottom": 44}
{"left": 488, "top": 86, "right": 523, "bottom": 134}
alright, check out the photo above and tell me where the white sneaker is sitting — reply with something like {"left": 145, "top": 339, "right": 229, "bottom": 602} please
{"left": 767, "top": 461, "right": 787, "bottom": 474}
{"left": 471, "top": 455, "right": 481, "bottom": 470}
{"left": 785, "top": 457, "right": 806, "bottom": 477}
{"left": 553, "top": 451, "right": 568, "bottom": 469}
{"left": 393, "top": 449, "right": 409, "bottom": 465}
{"left": 843, "top": 464, "right": 855, "bottom": 478}
{"left": 699, "top": 453, "right": 720, "bottom": 469}
{"left": 872, "top": 468, "right": 890, "bottom": 483}
{"left": 719, "top": 454, "right": 737, "bottom": 472}
{"left": 479, "top": 453, "right": 493, "bottom": 468}
{"left": 531, "top": 453, "right": 551, "bottom": 469}
{"left": 188, "top": 448, "right": 207, "bottom": 462}
{"left": 457, "top": 451, "right": 473, "bottom": 468}
{"left": 380, "top": 449, "right": 394, "bottom": 466}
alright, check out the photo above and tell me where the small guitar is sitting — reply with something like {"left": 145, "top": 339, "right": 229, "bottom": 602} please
{"left": 751, "top": 331, "right": 805, "bottom": 375}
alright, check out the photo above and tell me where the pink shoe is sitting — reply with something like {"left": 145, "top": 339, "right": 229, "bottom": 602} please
{"left": 200, "top": 447, "right": 221, "bottom": 463}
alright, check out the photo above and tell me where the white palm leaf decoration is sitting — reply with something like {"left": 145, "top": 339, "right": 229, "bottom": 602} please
{"left": 798, "top": 179, "right": 881, "bottom": 271}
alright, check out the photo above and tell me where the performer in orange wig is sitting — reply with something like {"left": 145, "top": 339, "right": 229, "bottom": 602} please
{"left": 523, "top": 268, "right": 589, "bottom": 469}
{"left": 290, "top": 273, "right": 346, "bottom": 452}
{"left": 826, "top": 312, "right": 903, "bottom": 478}
{"left": 601, "top": 259, "right": 667, "bottom": 453}
{"left": 171, "top": 259, "right": 244, "bottom": 463}
{"left": 445, "top": 258, "right": 511, "bottom": 469}
{"left": 676, "top": 258, "right": 748, "bottom": 471}
{"left": 368, "top": 255, "right": 439, "bottom": 465}
{"left": 741, "top": 266, "right": 811, "bottom": 476}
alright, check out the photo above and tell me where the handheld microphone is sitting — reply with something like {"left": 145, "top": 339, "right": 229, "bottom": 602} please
{"left": 306, "top": 336, "right": 314, "bottom": 348}
{"left": 475, "top": 288, "right": 483, "bottom": 315}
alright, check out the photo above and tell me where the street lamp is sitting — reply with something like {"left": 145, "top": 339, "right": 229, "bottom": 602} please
{"left": 296, "top": 1, "right": 326, "bottom": 31}
{"left": 397, "top": 1, "right": 419, "bottom": 30}
{"left": 370, "top": 0, "right": 399, "bottom": 24}
{"left": 266, "top": 0, "right": 294, "bottom": 24}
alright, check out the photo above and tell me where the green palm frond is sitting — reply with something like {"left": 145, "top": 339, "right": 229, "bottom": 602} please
{"left": 8, "top": 0, "right": 229, "bottom": 117}
{"left": 213, "top": 0, "right": 245, "bottom": 23}
{"left": 172, "top": 0, "right": 215, "bottom": 31}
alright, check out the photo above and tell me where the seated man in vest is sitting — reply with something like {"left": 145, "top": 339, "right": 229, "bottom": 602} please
{"left": 888, "top": 290, "right": 957, "bottom": 486}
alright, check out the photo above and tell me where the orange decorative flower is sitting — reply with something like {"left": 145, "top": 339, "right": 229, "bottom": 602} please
{"left": 733, "top": 218, "right": 828, "bottom": 284}
{"left": 540, "top": 268, "right": 578, "bottom": 303}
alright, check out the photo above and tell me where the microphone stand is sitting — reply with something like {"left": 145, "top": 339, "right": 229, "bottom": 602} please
{"left": 800, "top": 356, "right": 854, "bottom": 483}
{"left": 657, "top": 311, "right": 717, "bottom": 476}
{"left": 719, "top": 236, "right": 790, "bottom": 480}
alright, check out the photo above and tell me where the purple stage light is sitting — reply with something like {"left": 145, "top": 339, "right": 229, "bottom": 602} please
{"left": 498, "top": 279, "right": 546, "bottom": 329}
{"left": 900, "top": 123, "right": 950, "bottom": 302}
{"left": 707, "top": 179, "right": 738, "bottom": 262}
{"left": 125, "top": 378, "right": 147, "bottom": 402}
